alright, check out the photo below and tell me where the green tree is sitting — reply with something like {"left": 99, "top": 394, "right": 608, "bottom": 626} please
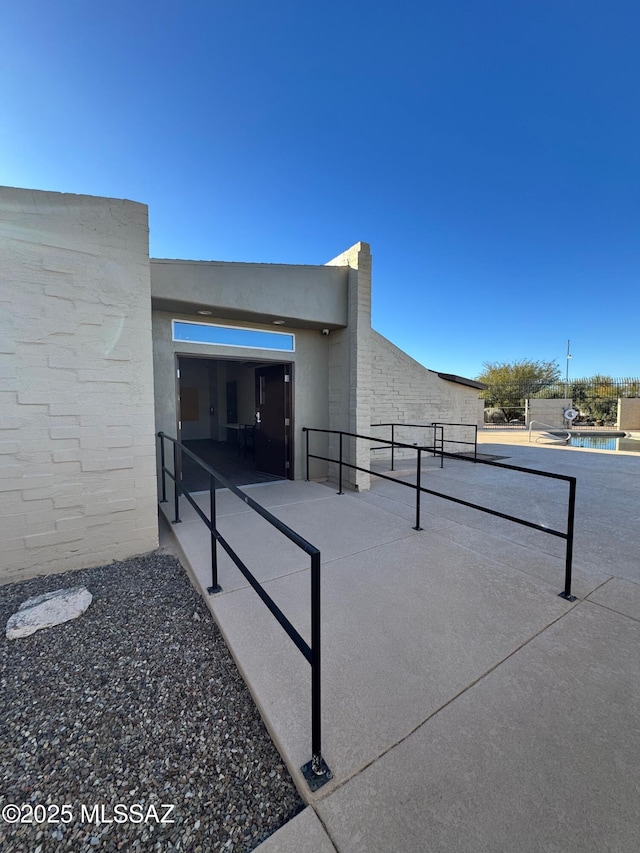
{"left": 574, "top": 375, "right": 618, "bottom": 423}
{"left": 478, "top": 359, "right": 561, "bottom": 421}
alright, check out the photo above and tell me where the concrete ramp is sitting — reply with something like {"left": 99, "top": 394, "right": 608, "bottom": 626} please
{"left": 160, "top": 469, "right": 640, "bottom": 852}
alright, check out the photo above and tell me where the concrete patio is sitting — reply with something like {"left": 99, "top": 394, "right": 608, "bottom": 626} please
{"left": 160, "top": 432, "right": 640, "bottom": 852}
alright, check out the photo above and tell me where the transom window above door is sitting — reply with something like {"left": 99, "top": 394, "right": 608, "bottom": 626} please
{"left": 172, "top": 320, "right": 295, "bottom": 352}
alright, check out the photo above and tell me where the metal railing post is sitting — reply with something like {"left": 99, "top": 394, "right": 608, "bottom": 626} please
{"left": 391, "top": 424, "right": 395, "bottom": 471}
{"left": 310, "top": 551, "right": 323, "bottom": 770}
{"left": 473, "top": 425, "right": 478, "bottom": 461}
{"left": 159, "top": 433, "right": 167, "bottom": 503}
{"left": 305, "top": 427, "right": 310, "bottom": 481}
{"left": 338, "top": 432, "right": 344, "bottom": 494}
{"left": 302, "top": 549, "right": 332, "bottom": 790}
{"left": 560, "top": 478, "right": 577, "bottom": 601}
{"left": 414, "top": 447, "right": 423, "bottom": 530}
{"left": 208, "top": 472, "right": 222, "bottom": 594}
{"left": 172, "top": 441, "right": 181, "bottom": 524}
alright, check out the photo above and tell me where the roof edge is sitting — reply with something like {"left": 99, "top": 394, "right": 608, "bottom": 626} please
{"left": 432, "top": 371, "right": 487, "bottom": 390}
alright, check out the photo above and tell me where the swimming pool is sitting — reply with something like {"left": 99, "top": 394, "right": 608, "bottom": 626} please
{"left": 568, "top": 434, "right": 640, "bottom": 453}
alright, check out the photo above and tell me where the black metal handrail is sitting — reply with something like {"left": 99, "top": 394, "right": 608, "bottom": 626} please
{"left": 157, "top": 432, "right": 332, "bottom": 791}
{"left": 303, "top": 427, "right": 577, "bottom": 602}
{"left": 371, "top": 422, "right": 478, "bottom": 464}
{"left": 370, "top": 423, "right": 445, "bottom": 470}
{"left": 430, "top": 421, "right": 478, "bottom": 460}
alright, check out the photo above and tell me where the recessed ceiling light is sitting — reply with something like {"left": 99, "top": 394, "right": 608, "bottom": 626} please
{"left": 272, "top": 319, "right": 285, "bottom": 325}
{"left": 197, "top": 310, "right": 212, "bottom": 315}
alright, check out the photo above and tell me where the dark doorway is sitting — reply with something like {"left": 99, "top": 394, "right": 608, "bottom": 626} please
{"left": 180, "top": 439, "right": 283, "bottom": 491}
{"left": 176, "top": 356, "right": 292, "bottom": 490}
{"left": 226, "top": 380, "right": 238, "bottom": 423}
{"left": 254, "top": 364, "right": 292, "bottom": 478}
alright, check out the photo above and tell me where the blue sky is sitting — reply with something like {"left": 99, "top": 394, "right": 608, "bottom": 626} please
{"left": 2, "top": 1, "right": 638, "bottom": 380}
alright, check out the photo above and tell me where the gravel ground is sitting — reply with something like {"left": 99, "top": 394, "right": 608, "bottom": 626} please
{"left": 0, "top": 553, "right": 303, "bottom": 852}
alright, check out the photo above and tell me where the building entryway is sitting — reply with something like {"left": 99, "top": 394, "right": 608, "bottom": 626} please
{"left": 177, "top": 355, "right": 293, "bottom": 491}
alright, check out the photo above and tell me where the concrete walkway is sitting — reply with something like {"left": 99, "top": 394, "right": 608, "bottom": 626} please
{"left": 160, "top": 433, "right": 640, "bottom": 852}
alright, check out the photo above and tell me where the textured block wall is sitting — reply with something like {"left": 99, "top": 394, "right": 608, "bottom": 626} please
{"left": 527, "top": 399, "right": 572, "bottom": 428}
{"left": 0, "top": 187, "right": 158, "bottom": 583}
{"left": 370, "top": 331, "right": 480, "bottom": 455}
{"left": 617, "top": 397, "right": 640, "bottom": 430}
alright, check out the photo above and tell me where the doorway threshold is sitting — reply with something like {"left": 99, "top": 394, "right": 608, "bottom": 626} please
{"left": 182, "top": 439, "right": 284, "bottom": 491}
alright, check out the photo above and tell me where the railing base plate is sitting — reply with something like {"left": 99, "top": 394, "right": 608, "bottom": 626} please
{"left": 301, "top": 757, "right": 333, "bottom": 792}
{"left": 558, "top": 591, "right": 577, "bottom": 602}
{"left": 207, "top": 585, "right": 223, "bottom": 595}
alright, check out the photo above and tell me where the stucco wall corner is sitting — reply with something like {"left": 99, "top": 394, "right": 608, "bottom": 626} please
{"left": 0, "top": 187, "right": 158, "bottom": 583}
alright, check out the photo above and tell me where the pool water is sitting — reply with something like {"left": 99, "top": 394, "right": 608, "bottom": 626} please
{"left": 569, "top": 435, "right": 640, "bottom": 453}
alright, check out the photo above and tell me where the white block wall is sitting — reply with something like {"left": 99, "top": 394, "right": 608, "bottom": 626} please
{"left": 617, "top": 398, "right": 640, "bottom": 430}
{"left": 0, "top": 187, "right": 158, "bottom": 583}
{"left": 527, "top": 399, "right": 572, "bottom": 428}
{"left": 370, "top": 331, "right": 480, "bottom": 455}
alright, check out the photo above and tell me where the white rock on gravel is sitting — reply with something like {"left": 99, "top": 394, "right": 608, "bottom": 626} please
{"left": 5, "top": 586, "right": 93, "bottom": 640}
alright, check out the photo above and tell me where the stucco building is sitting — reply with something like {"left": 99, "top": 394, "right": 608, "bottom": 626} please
{"left": 1, "top": 186, "right": 482, "bottom": 583}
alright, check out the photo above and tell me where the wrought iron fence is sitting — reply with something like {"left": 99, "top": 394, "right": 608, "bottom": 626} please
{"left": 481, "top": 376, "right": 640, "bottom": 400}
{"left": 483, "top": 406, "right": 526, "bottom": 428}
{"left": 481, "top": 377, "right": 640, "bottom": 426}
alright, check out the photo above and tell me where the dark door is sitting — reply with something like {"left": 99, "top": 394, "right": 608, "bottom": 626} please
{"left": 254, "top": 364, "right": 291, "bottom": 478}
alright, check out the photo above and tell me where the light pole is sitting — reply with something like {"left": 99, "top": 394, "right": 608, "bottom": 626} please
{"left": 565, "top": 339, "right": 572, "bottom": 399}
